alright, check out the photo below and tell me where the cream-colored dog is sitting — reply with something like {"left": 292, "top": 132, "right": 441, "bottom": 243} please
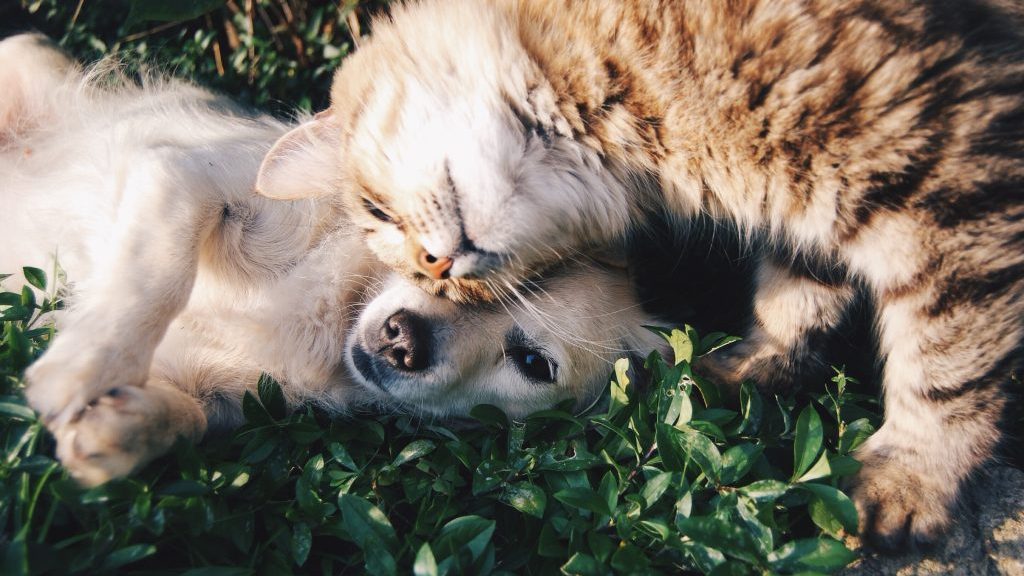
{"left": 0, "top": 35, "right": 666, "bottom": 486}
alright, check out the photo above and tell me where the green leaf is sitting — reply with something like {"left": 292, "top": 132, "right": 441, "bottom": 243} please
{"left": 675, "top": 515, "right": 761, "bottom": 565}
{"left": 414, "top": 543, "right": 438, "bottom": 576}
{"left": 392, "top": 440, "right": 436, "bottom": 467}
{"left": 640, "top": 471, "right": 673, "bottom": 508}
{"left": 656, "top": 423, "right": 721, "bottom": 482}
{"left": 677, "top": 541, "right": 727, "bottom": 573}
{"left": 608, "top": 357, "right": 632, "bottom": 417}
{"left": 739, "top": 479, "right": 790, "bottom": 504}
{"left": 800, "top": 483, "right": 858, "bottom": 536}
{"left": 610, "top": 544, "right": 651, "bottom": 573}
{"left": 22, "top": 267, "right": 46, "bottom": 290}
{"left": 181, "top": 569, "right": 254, "bottom": 576}
{"left": 767, "top": 537, "right": 857, "bottom": 572}
{"left": 337, "top": 494, "right": 398, "bottom": 552}
{"left": 99, "top": 544, "right": 157, "bottom": 570}
{"left": 637, "top": 518, "right": 672, "bottom": 540}
{"left": 736, "top": 381, "right": 763, "bottom": 435}
{"left": 20, "top": 286, "right": 36, "bottom": 310}
{"left": 0, "top": 402, "right": 36, "bottom": 421}
{"left": 501, "top": 482, "right": 546, "bottom": 518}
{"left": 664, "top": 327, "right": 695, "bottom": 365}
{"left": 554, "top": 488, "right": 612, "bottom": 517}
{"left": 561, "top": 552, "right": 604, "bottom": 576}
{"left": 719, "top": 443, "right": 763, "bottom": 486}
{"left": 1, "top": 304, "right": 30, "bottom": 321}
{"left": 792, "top": 406, "right": 824, "bottom": 481}
{"left": 256, "top": 373, "right": 287, "bottom": 420}
{"left": 433, "top": 516, "right": 495, "bottom": 569}
{"left": 795, "top": 452, "right": 831, "bottom": 483}
{"left": 328, "top": 442, "right": 359, "bottom": 472}
{"left": 698, "top": 332, "right": 742, "bottom": 356}
{"left": 828, "top": 454, "right": 862, "bottom": 478}
{"left": 470, "top": 404, "right": 509, "bottom": 429}
{"left": 125, "top": 0, "right": 224, "bottom": 25}
{"left": 292, "top": 522, "right": 312, "bottom": 567}
{"left": 838, "top": 418, "right": 876, "bottom": 454}
{"left": 240, "top": 391, "right": 273, "bottom": 426}
{"left": 598, "top": 471, "right": 617, "bottom": 516}
{"left": 692, "top": 370, "right": 724, "bottom": 408}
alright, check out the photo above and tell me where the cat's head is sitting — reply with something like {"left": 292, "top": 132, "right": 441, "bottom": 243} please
{"left": 345, "top": 261, "right": 668, "bottom": 419}
{"left": 256, "top": 0, "right": 631, "bottom": 303}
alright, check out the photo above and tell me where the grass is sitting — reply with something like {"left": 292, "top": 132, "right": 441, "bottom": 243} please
{"left": 1, "top": 268, "right": 881, "bottom": 575}
{"left": 3, "top": 1, "right": 883, "bottom": 574}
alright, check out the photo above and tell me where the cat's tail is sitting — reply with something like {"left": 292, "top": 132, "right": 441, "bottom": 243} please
{"left": 0, "top": 33, "right": 77, "bottom": 147}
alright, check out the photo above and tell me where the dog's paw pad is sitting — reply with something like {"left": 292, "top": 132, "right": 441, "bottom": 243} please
{"left": 53, "top": 387, "right": 175, "bottom": 486}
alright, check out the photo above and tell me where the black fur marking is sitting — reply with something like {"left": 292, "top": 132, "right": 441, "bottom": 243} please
{"left": 919, "top": 179, "right": 1024, "bottom": 229}
{"left": 601, "top": 59, "right": 630, "bottom": 110}
{"left": 927, "top": 261, "right": 1024, "bottom": 318}
{"left": 970, "top": 104, "right": 1024, "bottom": 160}
{"left": 853, "top": 135, "right": 946, "bottom": 226}
{"left": 925, "top": 349, "right": 1018, "bottom": 403}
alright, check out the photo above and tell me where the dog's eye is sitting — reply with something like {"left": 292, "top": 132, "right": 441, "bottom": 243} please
{"left": 509, "top": 346, "right": 557, "bottom": 383}
{"left": 362, "top": 197, "right": 394, "bottom": 224}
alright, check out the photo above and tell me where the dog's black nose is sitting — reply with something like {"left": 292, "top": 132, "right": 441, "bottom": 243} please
{"left": 378, "top": 310, "right": 430, "bottom": 371}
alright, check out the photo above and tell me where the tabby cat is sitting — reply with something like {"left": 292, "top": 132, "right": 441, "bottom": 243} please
{"left": 257, "top": 0, "right": 1024, "bottom": 549}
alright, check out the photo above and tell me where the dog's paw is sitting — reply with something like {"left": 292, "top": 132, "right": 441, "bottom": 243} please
{"left": 847, "top": 448, "right": 955, "bottom": 552}
{"left": 52, "top": 385, "right": 205, "bottom": 486}
{"left": 24, "top": 338, "right": 146, "bottom": 428}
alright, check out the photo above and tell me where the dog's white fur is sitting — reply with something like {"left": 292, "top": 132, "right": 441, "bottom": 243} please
{"left": 0, "top": 35, "right": 666, "bottom": 486}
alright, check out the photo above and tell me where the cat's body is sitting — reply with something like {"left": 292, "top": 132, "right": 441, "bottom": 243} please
{"left": 259, "top": 0, "right": 1024, "bottom": 548}
{"left": 1, "top": 34, "right": 666, "bottom": 486}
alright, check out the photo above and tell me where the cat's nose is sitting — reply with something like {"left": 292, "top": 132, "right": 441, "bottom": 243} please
{"left": 415, "top": 247, "right": 453, "bottom": 280}
{"left": 377, "top": 310, "right": 431, "bottom": 371}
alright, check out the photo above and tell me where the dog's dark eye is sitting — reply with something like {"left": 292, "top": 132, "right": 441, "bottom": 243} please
{"left": 362, "top": 197, "right": 394, "bottom": 223}
{"left": 509, "top": 346, "right": 557, "bottom": 383}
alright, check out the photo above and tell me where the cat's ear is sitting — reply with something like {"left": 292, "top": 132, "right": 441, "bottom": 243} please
{"left": 256, "top": 110, "right": 342, "bottom": 200}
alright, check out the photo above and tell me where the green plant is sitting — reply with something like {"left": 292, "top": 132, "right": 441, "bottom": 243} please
{"left": 11, "top": 0, "right": 390, "bottom": 114}
{"left": 0, "top": 270, "right": 879, "bottom": 575}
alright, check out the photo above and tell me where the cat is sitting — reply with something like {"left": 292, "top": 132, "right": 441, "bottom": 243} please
{"left": 0, "top": 33, "right": 666, "bottom": 486}
{"left": 255, "top": 0, "right": 1024, "bottom": 549}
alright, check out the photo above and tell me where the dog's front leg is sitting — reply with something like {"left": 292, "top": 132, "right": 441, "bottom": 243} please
{"left": 26, "top": 148, "right": 222, "bottom": 430}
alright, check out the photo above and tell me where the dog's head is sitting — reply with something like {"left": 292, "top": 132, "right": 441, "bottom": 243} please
{"left": 345, "top": 260, "right": 668, "bottom": 419}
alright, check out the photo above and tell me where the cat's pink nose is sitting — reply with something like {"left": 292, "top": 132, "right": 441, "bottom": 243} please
{"left": 416, "top": 248, "right": 453, "bottom": 280}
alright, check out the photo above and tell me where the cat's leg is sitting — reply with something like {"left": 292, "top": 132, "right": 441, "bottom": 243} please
{"left": 697, "top": 256, "right": 855, "bottom": 395}
{"left": 51, "top": 377, "right": 206, "bottom": 486}
{"left": 849, "top": 279, "right": 1018, "bottom": 549}
{"left": 25, "top": 149, "right": 222, "bottom": 428}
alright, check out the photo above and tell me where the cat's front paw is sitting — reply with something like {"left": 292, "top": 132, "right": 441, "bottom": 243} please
{"left": 695, "top": 340, "right": 803, "bottom": 397}
{"left": 847, "top": 447, "right": 956, "bottom": 552}
{"left": 51, "top": 385, "right": 205, "bottom": 486}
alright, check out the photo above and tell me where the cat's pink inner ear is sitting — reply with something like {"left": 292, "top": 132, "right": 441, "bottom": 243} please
{"left": 256, "top": 113, "right": 341, "bottom": 200}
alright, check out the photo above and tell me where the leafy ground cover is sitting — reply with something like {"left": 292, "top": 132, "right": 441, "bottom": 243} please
{"left": 3, "top": 2, "right": 885, "bottom": 573}
{"left": 0, "top": 269, "right": 880, "bottom": 575}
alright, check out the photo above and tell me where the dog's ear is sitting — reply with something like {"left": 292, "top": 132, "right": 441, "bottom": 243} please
{"left": 0, "top": 34, "right": 76, "bottom": 139}
{"left": 256, "top": 110, "right": 342, "bottom": 200}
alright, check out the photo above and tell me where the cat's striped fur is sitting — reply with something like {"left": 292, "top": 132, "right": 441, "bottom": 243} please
{"left": 257, "top": 0, "right": 1024, "bottom": 549}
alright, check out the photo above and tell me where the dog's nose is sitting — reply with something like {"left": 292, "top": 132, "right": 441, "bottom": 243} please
{"left": 378, "top": 310, "right": 431, "bottom": 371}
{"left": 415, "top": 247, "right": 453, "bottom": 280}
